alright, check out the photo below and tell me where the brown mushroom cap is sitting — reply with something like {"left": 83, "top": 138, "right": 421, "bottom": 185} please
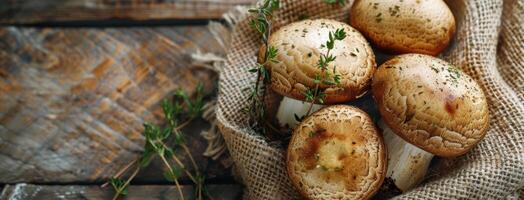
{"left": 287, "top": 105, "right": 386, "bottom": 200}
{"left": 262, "top": 19, "right": 376, "bottom": 104}
{"left": 350, "top": 0, "right": 455, "bottom": 56}
{"left": 372, "top": 54, "right": 489, "bottom": 157}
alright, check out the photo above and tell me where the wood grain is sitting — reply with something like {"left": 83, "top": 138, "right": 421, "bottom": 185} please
{"left": 0, "top": 0, "right": 254, "bottom": 24}
{"left": 0, "top": 184, "right": 242, "bottom": 199}
{"left": 0, "top": 26, "right": 229, "bottom": 183}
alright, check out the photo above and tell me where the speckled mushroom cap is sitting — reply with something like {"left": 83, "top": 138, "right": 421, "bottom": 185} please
{"left": 372, "top": 54, "right": 489, "bottom": 157}
{"left": 350, "top": 0, "right": 455, "bottom": 56}
{"left": 261, "top": 19, "right": 376, "bottom": 104}
{"left": 287, "top": 105, "right": 386, "bottom": 200}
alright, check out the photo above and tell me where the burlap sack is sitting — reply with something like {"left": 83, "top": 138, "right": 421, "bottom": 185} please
{"left": 215, "top": 0, "right": 524, "bottom": 199}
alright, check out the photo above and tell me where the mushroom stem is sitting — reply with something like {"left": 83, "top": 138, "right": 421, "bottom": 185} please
{"left": 276, "top": 96, "right": 324, "bottom": 129}
{"left": 378, "top": 120, "right": 434, "bottom": 192}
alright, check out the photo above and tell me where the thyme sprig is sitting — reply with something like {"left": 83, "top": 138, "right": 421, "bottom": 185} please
{"left": 103, "top": 83, "right": 211, "bottom": 200}
{"left": 246, "top": 0, "right": 280, "bottom": 136}
{"left": 296, "top": 28, "right": 347, "bottom": 121}
{"left": 324, "top": 0, "right": 347, "bottom": 6}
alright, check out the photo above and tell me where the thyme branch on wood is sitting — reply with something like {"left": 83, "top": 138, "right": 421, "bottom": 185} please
{"left": 104, "top": 83, "right": 212, "bottom": 200}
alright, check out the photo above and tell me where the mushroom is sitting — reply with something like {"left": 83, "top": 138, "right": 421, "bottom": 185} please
{"left": 260, "top": 19, "right": 376, "bottom": 129}
{"left": 350, "top": 0, "right": 456, "bottom": 56}
{"left": 371, "top": 54, "right": 489, "bottom": 192}
{"left": 287, "top": 105, "right": 386, "bottom": 200}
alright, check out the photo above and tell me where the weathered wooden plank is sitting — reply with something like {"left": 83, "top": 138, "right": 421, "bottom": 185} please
{"left": 0, "top": 184, "right": 243, "bottom": 200}
{"left": 0, "top": 26, "right": 230, "bottom": 183}
{"left": 0, "top": 0, "right": 254, "bottom": 24}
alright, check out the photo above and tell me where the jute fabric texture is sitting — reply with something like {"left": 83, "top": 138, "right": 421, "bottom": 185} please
{"left": 215, "top": 0, "right": 524, "bottom": 199}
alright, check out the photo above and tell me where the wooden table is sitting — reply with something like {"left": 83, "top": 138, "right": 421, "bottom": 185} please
{"left": 0, "top": 0, "right": 254, "bottom": 199}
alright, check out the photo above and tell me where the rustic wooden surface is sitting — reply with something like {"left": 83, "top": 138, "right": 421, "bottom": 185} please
{"left": 0, "top": 26, "right": 231, "bottom": 184}
{"left": 0, "top": 184, "right": 243, "bottom": 199}
{"left": 0, "top": 0, "right": 254, "bottom": 24}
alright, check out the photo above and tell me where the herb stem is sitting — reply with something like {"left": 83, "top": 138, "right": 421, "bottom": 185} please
{"left": 300, "top": 29, "right": 346, "bottom": 121}
{"left": 197, "top": 182, "right": 202, "bottom": 200}
{"left": 180, "top": 143, "right": 200, "bottom": 173}
{"left": 159, "top": 141, "right": 198, "bottom": 183}
{"left": 101, "top": 159, "right": 136, "bottom": 188}
{"left": 167, "top": 115, "right": 205, "bottom": 199}
{"left": 305, "top": 47, "right": 332, "bottom": 117}
{"left": 174, "top": 156, "right": 198, "bottom": 183}
{"left": 160, "top": 153, "right": 185, "bottom": 200}
{"left": 247, "top": 0, "right": 279, "bottom": 137}
{"left": 304, "top": 83, "right": 320, "bottom": 117}
{"left": 175, "top": 119, "right": 193, "bottom": 131}
{"left": 111, "top": 166, "right": 140, "bottom": 200}
{"left": 114, "top": 159, "right": 136, "bottom": 177}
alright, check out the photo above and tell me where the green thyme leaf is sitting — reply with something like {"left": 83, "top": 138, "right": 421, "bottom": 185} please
{"left": 333, "top": 28, "right": 347, "bottom": 40}
{"left": 139, "top": 145, "right": 155, "bottom": 168}
{"left": 323, "top": 79, "right": 336, "bottom": 85}
{"left": 267, "top": 46, "right": 278, "bottom": 59}
{"left": 110, "top": 177, "right": 128, "bottom": 196}
{"left": 324, "top": 0, "right": 346, "bottom": 6}
{"left": 314, "top": 74, "right": 321, "bottom": 84}
{"left": 174, "top": 133, "right": 185, "bottom": 146}
{"left": 164, "top": 167, "right": 182, "bottom": 182}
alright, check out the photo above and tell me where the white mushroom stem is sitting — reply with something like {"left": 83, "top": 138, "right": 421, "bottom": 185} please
{"left": 276, "top": 96, "right": 324, "bottom": 129}
{"left": 378, "top": 120, "right": 434, "bottom": 192}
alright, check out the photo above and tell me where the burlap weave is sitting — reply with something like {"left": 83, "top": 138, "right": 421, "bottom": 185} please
{"left": 216, "top": 0, "right": 524, "bottom": 199}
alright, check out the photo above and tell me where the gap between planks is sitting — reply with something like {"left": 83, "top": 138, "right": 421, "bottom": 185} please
{"left": 0, "top": 184, "right": 243, "bottom": 200}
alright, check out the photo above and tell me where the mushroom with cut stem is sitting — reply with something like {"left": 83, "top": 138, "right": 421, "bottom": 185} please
{"left": 287, "top": 105, "right": 387, "bottom": 200}
{"left": 371, "top": 54, "right": 490, "bottom": 192}
{"left": 260, "top": 19, "right": 376, "bottom": 129}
